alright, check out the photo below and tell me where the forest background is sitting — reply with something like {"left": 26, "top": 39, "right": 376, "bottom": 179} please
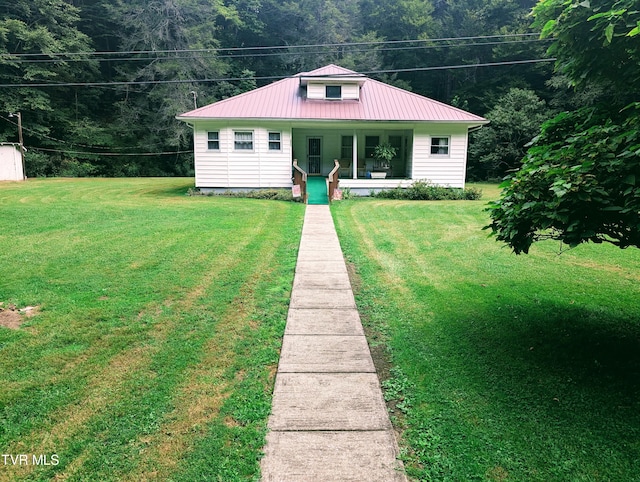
{"left": 0, "top": 0, "right": 569, "bottom": 180}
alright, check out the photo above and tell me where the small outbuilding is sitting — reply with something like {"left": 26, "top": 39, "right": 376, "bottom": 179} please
{"left": 0, "top": 143, "right": 24, "bottom": 181}
{"left": 177, "top": 64, "right": 487, "bottom": 194}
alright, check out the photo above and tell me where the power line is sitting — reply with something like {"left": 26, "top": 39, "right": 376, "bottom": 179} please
{"left": 0, "top": 58, "right": 556, "bottom": 88}
{"left": 6, "top": 32, "right": 543, "bottom": 58}
{"left": 374, "top": 58, "right": 556, "bottom": 74}
{"left": 1, "top": 115, "right": 183, "bottom": 155}
{"left": 1, "top": 115, "right": 133, "bottom": 150}
{"left": 6, "top": 37, "right": 552, "bottom": 64}
{"left": 31, "top": 147, "right": 191, "bottom": 156}
{"left": 0, "top": 74, "right": 281, "bottom": 88}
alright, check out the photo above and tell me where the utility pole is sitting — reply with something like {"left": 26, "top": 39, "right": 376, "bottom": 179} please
{"left": 8, "top": 112, "right": 25, "bottom": 179}
{"left": 190, "top": 91, "right": 198, "bottom": 109}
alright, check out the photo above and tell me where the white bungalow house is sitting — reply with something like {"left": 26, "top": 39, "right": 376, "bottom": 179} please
{"left": 176, "top": 64, "right": 487, "bottom": 194}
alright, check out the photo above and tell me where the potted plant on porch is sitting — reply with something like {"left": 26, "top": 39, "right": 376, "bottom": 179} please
{"left": 371, "top": 143, "right": 396, "bottom": 179}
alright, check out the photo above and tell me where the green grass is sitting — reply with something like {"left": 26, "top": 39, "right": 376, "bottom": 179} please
{"left": 332, "top": 191, "right": 640, "bottom": 481}
{"left": 0, "top": 178, "right": 304, "bottom": 481}
{"left": 4, "top": 179, "right": 639, "bottom": 480}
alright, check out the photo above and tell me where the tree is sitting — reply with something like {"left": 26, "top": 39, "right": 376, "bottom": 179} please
{"left": 535, "top": 0, "right": 639, "bottom": 97}
{"left": 368, "top": 0, "right": 549, "bottom": 108}
{"left": 0, "top": 0, "right": 562, "bottom": 177}
{"left": 468, "top": 88, "right": 550, "bottom": 180}
{"left": 0, "top": 0, "right": 100, "bottom": 175}
{"left": 487, "top": 0, "right": 640, "bottom": 254}
{"left": 103, "top": 0, "right": 243, "bottom": 175}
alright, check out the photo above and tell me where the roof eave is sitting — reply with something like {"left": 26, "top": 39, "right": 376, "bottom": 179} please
{"left": 299, "top": 76, "right": 366, "bottom": 87}
{"left": 176, "top": 116, "right": 488, "bottom": 124}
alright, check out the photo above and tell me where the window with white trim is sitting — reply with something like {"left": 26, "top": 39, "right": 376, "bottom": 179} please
{"left": 430, "top": 136, "right": 450, "bottom": 155}
{"left": 268, "top": 132, "right": 281, "bottom": 151}
{"left": 389, "top": 135, "right": 403, "bottom": 159}
{"left": 234, "top": 131, "right": 253, "bottom": 150}
{"left": 325, "top": 85, "right": 342, "bottom": 99}
{"left": 207, "top": 131, "right": 219, "bottom": 150}
{"left": 365, "top": 135, "right": 379, "bottom": 159}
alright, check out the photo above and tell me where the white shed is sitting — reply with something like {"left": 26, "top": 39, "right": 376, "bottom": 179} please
{"left": 0, "top": 144, "right": 25, "bottom": 181}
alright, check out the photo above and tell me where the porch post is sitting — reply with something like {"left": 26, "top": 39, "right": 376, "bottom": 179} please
{"left": 352, "top": 130, "right": 358, "bottom": 179}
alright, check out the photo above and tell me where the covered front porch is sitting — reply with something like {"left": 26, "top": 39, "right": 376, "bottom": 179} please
{"left": 291, "top": 127, "right": 413, "bottom": 181}
{"left": 292, "top": 157, "right": 415, "bottom": 203}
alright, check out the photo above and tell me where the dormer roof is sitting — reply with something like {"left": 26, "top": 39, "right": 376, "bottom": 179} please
{"left": 298, "top": 65, "right": 366, "bottom": 88}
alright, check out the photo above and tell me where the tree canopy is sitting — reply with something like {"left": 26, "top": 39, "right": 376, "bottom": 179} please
{"left": 487, "top": 0, "right": 640, "bottom": 253}
{"left": 0, "top": 0, "right": 551, "bottom": 177}
{"left": 468, "top": 87, "right": 551, "bottom": 180}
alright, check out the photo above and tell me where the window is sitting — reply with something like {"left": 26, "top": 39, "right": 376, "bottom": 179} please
{"left": 365, "top": 135, "right": 379, "bottom": 159}
{"left": 207, "top": 131, "right": 219, "bottom": 150}
{"left": 388, "top": 135, "right": 402, "bottom": 159}
{"left": 234, "top": 131, "right": 253, "bottom": 150}
{"left": 431, "top": 137, "right": 450, "bottom": 155}
{"left": 268, "top": 132, "right": 281, "bottom": 151}
{"left": 341, "top": 136, "right": 353, "bottom": 160}
{"left": 326, "top": 85, "right": 342, "bottom": 99}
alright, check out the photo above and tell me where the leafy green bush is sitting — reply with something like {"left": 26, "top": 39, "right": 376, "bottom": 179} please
{"left": 374, "top": 180, "right": 482, "bottom": 201}
{"left": 339, "top": 187, "right": 354, "bottom": 200}
{"left": 25, "top": 151, "right": 54, "bottom": 178}
{"left": 188, "top": 188, "right": 303, "bottom": 202}
{"left": 59, "top": 159, "right": 99, "bottom": 177}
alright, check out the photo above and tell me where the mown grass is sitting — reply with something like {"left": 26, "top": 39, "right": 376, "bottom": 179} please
{"left": 332, "top": 187, "right": 640, "bottom": 481}
{"left": 0, "top": 178, "right": 304, "bottom": 481}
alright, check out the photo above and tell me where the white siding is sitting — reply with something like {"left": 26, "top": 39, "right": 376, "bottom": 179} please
{"left": 191, "top": 121, "right": 471, "bottom": 189}
{"left": 307, "top": 83, "right": 325, "bottom": 100}
{"left": 342, "top": 83, "right": 360, "bottom": 100}
{"left": 306, "top": 82, "right": 360, "bottom": 100}
{"left": 410, "top": 125, "right": 469, "bottom": 188}
{"left": 193, "top": 123, "right": 293, "bottom": 189}
{"left": 406, "top": 142, "right": 413, "bottom": 179}
{"left": 0, "top": 144, "right": 24, "bottom": 181}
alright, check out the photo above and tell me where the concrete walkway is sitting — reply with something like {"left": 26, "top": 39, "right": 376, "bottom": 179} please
{"left": 260, "top": 205, "right": 406, "bottom": 481}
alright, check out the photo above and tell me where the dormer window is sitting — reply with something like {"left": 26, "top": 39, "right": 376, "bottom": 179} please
{"left": 300, "top": 75, "right": 363, "bottom": 100}
{"left": 325, "top": 85, "right": 342, "bottom": 99}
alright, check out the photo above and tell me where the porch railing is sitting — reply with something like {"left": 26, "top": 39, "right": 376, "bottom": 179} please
{"left": 292, "top": 159, "right": 308, "bottom": 204}
{"left": 328, "top": 159, "right": 339, "bottom": 202}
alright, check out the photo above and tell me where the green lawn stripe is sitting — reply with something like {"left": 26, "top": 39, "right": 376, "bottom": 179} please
{"left": 332, "top": 196, "right": 640, "bottom": 481}
{"left": 0, "top": 179, "right": 303, "bottom": 481}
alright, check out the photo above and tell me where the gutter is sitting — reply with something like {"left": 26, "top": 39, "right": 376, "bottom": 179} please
{"left": 468, "top": 124, "right": 487, "bottom": 133}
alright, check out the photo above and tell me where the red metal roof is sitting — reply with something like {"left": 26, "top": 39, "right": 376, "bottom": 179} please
{"left": 178, "top": 65, "right": 486, "bottom": 124}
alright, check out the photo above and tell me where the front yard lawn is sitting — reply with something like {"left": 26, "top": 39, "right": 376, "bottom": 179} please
{"left": 0, "top": 178, "right": 303, "bottom": 481}
{"left": 4, "top": 178, "right": 638, "bottom": 481}
{"left": 332, "top": 191, "right": 640, "bottom": 481}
